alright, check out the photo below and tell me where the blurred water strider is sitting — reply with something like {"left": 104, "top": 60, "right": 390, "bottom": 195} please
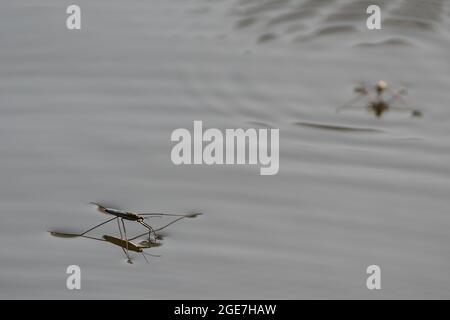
{"left": 337, "top": 80, "right": 422, "bottom": 118}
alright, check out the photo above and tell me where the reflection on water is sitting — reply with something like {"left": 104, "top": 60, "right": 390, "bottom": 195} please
{"left": 229, "top": 0, "right": 448, "bottom": 44}
{"left": 294, "top": 122, "right": 383, "bottom": 133}
{"left": 0, "top": 0, "right": 450, "bottom": 299}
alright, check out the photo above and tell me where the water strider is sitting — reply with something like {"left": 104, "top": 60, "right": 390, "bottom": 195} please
{"left": 90, "top": 202, "right": 201, "bottom": 242}
{"left": 338, "top": 80, "right": 422, "bottom": 118}
{"left": 49, "top": 203, "right": 202, "bottom": 263}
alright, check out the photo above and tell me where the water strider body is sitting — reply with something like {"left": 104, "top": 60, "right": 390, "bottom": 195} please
{"left": 338, "top": 80, "right": 422, "bottom": 118}
{"left": 90, "top": 202, "right": 201, "bottom": 242}
{"left": 90, "top": 202, "right": 157, "bottom": 241}
{"left": 96, "top": 205, "right": 144, "bottom": 222}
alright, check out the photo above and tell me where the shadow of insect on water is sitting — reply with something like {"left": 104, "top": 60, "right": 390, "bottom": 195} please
{"left": 293, "top": 121, "right": 383, "bottom": 133}
{"left": 337, "top": 80, "right": 423, "bottom": 118}
{"left": 49, "top": 203, "right": 202, "bottom": 264}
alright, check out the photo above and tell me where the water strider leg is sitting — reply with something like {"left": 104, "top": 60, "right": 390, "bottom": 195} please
{"left": 117, "top": 218, "right": 132, "bottom": 263}
{"left": 121, "top": 219, "right": 130, "bottom": 254}
{"left": 80, "top": 217, "right": 117, "bottom": 236}
{"left": 139, "top": 221, "right": 156, "bottom": 242}
{"left": 141, "top": 252, "right": 149, "bottom": 263}
{"left": 129, "top": 216, "right": 188, "bottom": 241}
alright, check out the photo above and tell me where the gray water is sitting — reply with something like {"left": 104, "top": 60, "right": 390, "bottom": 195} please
{"left": 1, "top": 0, "right": 450, "bottom": 299}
